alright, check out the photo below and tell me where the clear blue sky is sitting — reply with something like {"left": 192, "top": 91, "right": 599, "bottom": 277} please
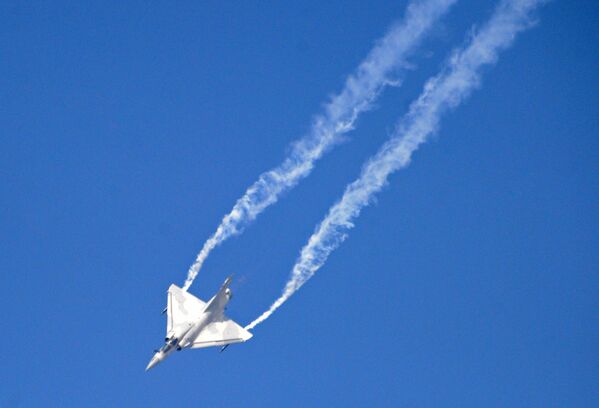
{"left": 1, "top": 1, "right": 598, "bottom": 406}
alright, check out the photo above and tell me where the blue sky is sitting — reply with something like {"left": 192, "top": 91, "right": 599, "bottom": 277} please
{"left": 1, "top": 0, "right": 598, "bottom": 406}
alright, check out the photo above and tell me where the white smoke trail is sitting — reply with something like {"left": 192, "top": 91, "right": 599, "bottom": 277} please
{"left": 246, "top": 0, "right": 544, "bottom": 330}
{"left": 182, "top": 0, "right": 457, "bottom": 290}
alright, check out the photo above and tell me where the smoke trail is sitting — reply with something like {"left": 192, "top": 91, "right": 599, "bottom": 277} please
{"left": 183, "top": 0, "right": 457, "bottom": 290}
{"left": 246, "top": 0, "right": 544, "bottom": 330}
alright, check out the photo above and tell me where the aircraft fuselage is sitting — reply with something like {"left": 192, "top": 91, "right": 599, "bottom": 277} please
{"left": 146, "top": 281, "right": 236, "bottom": 371}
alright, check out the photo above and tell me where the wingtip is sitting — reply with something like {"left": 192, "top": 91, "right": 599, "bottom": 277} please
{"left": 243, "top": 330, "right": 254, "bottom": 341}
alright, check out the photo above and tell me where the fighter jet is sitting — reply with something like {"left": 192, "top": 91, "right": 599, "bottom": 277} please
{"left": 146, "top": 276, "right": 252, "bottom": 371}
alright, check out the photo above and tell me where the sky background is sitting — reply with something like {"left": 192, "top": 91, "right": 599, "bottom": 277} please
{"left": 1, "top": 0, "right": 598, "bottom": 406}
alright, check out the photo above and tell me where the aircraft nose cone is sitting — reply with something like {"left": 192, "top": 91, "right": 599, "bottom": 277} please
{"left": 145, "top": 355, "right": 161, "bottom": 371}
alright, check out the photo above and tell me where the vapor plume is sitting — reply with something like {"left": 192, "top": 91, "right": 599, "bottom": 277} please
{"left": 183, "top": 0, "right": 457, "bottom": 290}
{"left": 246, "top": 0, "right": 544, "bottom": 330}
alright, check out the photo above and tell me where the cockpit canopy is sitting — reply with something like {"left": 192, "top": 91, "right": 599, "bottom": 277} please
{"left": 160, "top": 337, "right": 178, "bottom": 353}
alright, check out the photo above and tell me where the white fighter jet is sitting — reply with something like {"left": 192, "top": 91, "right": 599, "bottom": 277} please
{"left": 146, "top": 276, "right": 252, "bottom": 371}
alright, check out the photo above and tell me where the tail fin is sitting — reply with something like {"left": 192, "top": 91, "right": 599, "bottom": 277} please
{"left": 204, "top": 275, "right": 234, "bottom": 315}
